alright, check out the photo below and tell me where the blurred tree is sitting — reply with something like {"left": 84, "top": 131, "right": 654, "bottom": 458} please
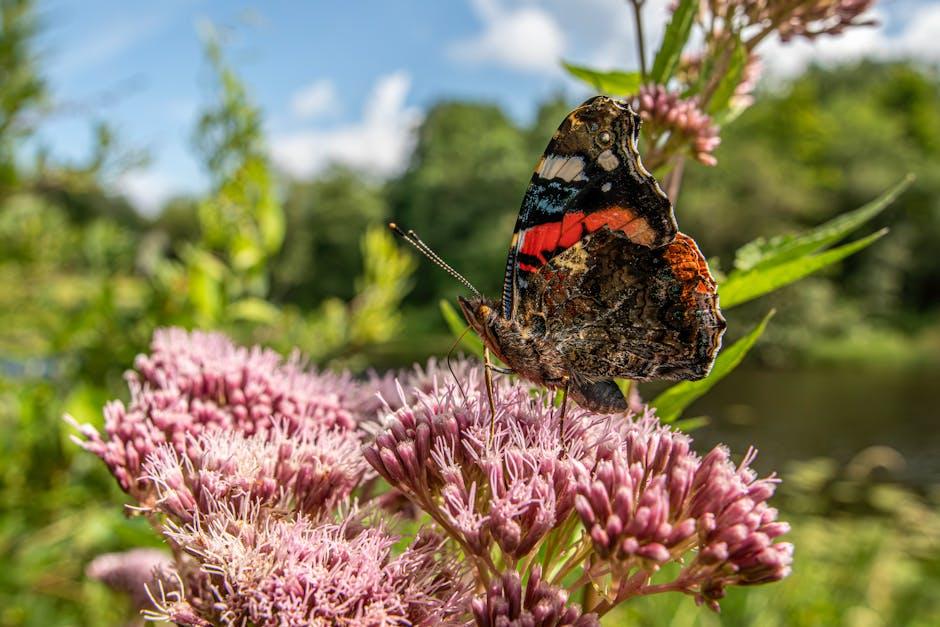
{"left": 0, "top": 0, "right": 45, "bottom": 194}
{"left": 274, "top": 166, "right": 388, "bottom": 306}
{"left": 388, "top": 102, "right": 532, "bottom": 302}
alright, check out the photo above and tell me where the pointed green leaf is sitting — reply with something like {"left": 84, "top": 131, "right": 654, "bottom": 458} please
{"left": 562, "top": 62, "right": 641, "bottom": 95}
{"left": 650, "top": 0, "right": 698, "bottom": 84}
{"left": 439, "top": 299, "right": 484, "bottom": 357}
{"left": 707, "top": 36, "right": 747, "bottom": 116}
{"left": 734, "top": 175, "right": 913, "bottom": 272}
{"left": 721, "top": 229, "right": 888, "bottom": 309}
{"left": 652, "top": 310, "right": 774, "bottom": 423}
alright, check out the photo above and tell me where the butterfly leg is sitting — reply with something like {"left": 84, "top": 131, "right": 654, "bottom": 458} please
{"left": 484, "top": 347, "right": 498, "bottom": 439}
{"left": 558, "top": 375, "right": 570, "bottom": 444}
{"left": 485, "top": 364, "right": 514, "bottom": 375}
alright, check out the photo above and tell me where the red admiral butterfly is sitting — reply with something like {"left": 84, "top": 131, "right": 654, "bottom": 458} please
{"left": 394, "top": 96, "right": 725, "bottom": 414}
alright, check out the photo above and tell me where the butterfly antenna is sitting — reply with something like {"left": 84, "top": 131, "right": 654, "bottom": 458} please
{"left": 389, "top": 223, "right": 481, "bottom": 296}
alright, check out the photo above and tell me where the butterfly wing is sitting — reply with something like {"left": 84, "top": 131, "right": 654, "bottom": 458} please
{"left": 516, "top": 228, "right": 726, "bottom": 407}
{"left": 501, "top": 96, "right": 678, "bottom": 319}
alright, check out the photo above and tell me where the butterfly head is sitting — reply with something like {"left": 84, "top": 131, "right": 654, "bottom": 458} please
{"left": 458, "top": 295, "right": 497, "bottom": 332}
{"left": 457, "top": 295, "right": 507, "bottom": 352}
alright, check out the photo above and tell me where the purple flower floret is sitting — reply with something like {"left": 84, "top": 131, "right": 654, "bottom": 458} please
{"left": 631, "top": 85, "right": 721, "bottom": 166}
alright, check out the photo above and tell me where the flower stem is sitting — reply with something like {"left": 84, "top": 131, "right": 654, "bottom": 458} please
{"left": 549, "top": 541, "right": 593, "bottom": 586}
{"left": 629, "top": 0, "right": 648, "bottom": 79}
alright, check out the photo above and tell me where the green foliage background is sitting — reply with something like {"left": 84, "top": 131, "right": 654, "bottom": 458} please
{"left": 0, "top": 0, "right": 938, "bottom": 624}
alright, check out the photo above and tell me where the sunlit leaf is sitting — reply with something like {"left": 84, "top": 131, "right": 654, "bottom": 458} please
{"left": 652, "top": 310, "right": 774, "bottom": 423}
{"left": 562, "top": 62, "right": 641, "bottom": 95}
{"left": 440, "top": 299, "right": 484, "bottom": 357}
{"left": 734, "top": 175, "right": 913, "bottom": 272}
{"left": 650, "top": 0, "right": 697, "bottom": 84}
{"left": 721, "top": 229, "right": 887, "bottom": 309}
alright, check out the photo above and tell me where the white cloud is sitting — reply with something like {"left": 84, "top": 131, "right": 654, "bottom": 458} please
{"left": 270, "top": 71, "right": 422, "bottom": 179}
{"left": 116, "top": 168, "right": 177, "bottom": 216}
{"left": 901, "top": 3, "right": 940, "bottom": 59}
{"left": 449, "top": 0, "right": 566, "bottom": 75}
{"left": 290, "top": 79, "right": 339, "bottom": 119}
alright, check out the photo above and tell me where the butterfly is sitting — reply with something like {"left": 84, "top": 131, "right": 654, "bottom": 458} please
{"left": 393, "top": 96, "right": 725, "bottom": 414}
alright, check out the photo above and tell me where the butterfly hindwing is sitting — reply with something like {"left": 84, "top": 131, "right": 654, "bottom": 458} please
{"left": 502, "top": 96, "right": 678, "bottom": 319}
{"left": 517, "top": 228, "right": 726, "bottom": 383}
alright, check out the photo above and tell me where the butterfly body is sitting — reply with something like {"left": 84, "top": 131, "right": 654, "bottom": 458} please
{"left": 460, "top": 96, "right": 726, "bottom": 413}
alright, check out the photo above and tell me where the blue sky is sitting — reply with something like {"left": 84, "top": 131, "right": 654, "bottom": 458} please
{"left": 33, "top": 0, "right": 940, "bottom": 213}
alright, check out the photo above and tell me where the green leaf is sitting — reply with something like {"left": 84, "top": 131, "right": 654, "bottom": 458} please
{"left": 734, "top": 175, "right": 913, "bottom": 272}
{"left": 673, "top": 415, "right": 710, "bottom": 431}
{"left": 707, "top": 36, "right": 747, "bottom": 116}
{"left": 650, "top": 0, "right": 698, "bottom": 84}
{"left": 562, "top": 62, "right": 641, "bottom": 95}
{"left": 720, "top": 229, "right": 888, "bottom": 309}
{"left": 439, "top": 299, "right": 484, "bottom": 357}
{"left": 652, "top": 310, "right": 774, "bottom": 423}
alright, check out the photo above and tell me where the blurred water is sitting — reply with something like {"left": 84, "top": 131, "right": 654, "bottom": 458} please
{"left": 646, "top": 367, "right": 940, "bottom": 486}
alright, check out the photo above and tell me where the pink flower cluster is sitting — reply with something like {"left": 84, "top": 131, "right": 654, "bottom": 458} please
{"left": 366, "top": 369, "right": 792, "bottom": 615}
{"left": 156, "top": 505, "right": 469, "bottom": 626}
{"left": 573, "top": 415, "right": 793, "bottom": 609}
{"left": 775, "top": 0, "right": 876, "bottom": 42}
{"left": 143, "top": 426, "right": 367, "bottom": 522}
{"left": 365, "top": 368, "right": 610, "bottom": 562}
{"left": 631, "top": 85, "right": 721, "bottom": 166}
{"left": 74, "top": 327, "right": 793, "bottom": 622}
{"left": 68, "top": 328, "right": 368, "bottom": 501}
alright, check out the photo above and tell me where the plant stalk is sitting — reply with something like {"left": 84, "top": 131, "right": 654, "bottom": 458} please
{"left": 629, "top": 0, "right": 648, "bottom": 79}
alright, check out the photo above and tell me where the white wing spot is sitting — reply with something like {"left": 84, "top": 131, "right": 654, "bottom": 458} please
{"left": 601, "top": 182, "right": 612, "bottom": 193}
{"left": 537, "top": 154, "right": 586, "bottom": 182}
{"left": 597, "top": 150, "right": 619, "bottom": 171}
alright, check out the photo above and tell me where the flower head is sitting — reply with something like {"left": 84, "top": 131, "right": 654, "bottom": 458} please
{"left": 706, "top": 0, "right": 877, "bottom": 43}
{"left": 68, "top": 328, "right": 370, "bottom": 501}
